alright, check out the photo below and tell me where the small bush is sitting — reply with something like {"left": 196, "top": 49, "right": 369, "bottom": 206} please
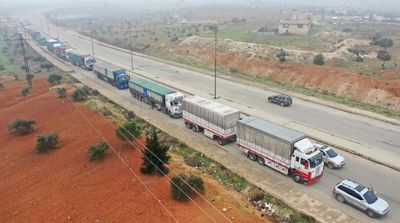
{"left": 71, "top": 87, "right": 88, "bottom": 101}
{"left": 47, "top": 74, "right": 63, "bottom": 85}
{"left": 40, "top": 61, "right": 54, "bottom": 71}
{"left": 171, "top": 174, "right": 205, "bottom": 201}
{"left": 377, "top": 50, "right": 391, "bottom": 61}
{"left": 0, "top": 64, "right": 5, "bottom": 71}
{"left": 21, "top": 86, "right": 30, "bottom": 96}
{"left": 9, "top": 119, "right": 36, "bottom": 135}
{"left": 88, "top": 141, "right": 109, "bottom": 161}
{"left": 116, "top": 121, "right": 141, "bottom": 141}
{"left": 276, "top": 49, "right": 287, "bottom": 62}
{"left": 35, "top": 133, "right": 59, "bottom": 153}
{"left": 33, "top": 56, "right": 47, "bottom": 63}
{"left": 313, "top": 53, "right": 325, "bottom": 65}
{"left": 229, "top": 67, "right": 239, "bottom": 73}
{"left": 170, "top": 36, "right": 178, "bottom": 42}
{"left": 0, "top": 82, "right": 4, "bottom": 89}
{"left": 56, "top": 88, "right": 66, "bottom": 98}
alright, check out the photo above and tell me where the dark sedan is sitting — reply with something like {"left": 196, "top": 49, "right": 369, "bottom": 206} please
{"left": 268, "top": 94, "right": 292, "bottom": 106}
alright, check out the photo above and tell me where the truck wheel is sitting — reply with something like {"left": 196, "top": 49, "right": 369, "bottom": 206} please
{"left": 327, "top": 162, "right": 335, "bottom": 169}
{"left": 168, "top": 110, "right": 173, "bottom": 118}
{"left": 280, "top": 102, "right": 284, "bottom": 106}
{"left": 217, "top": 138, "right": 225, "bottom": 145}
{"left": 268, "top": 99, "right": 272, "bottom": 103}
{"left": 335, "top": 194, "right": 345, "bottom": 203}
{"left": 185, "top": 122, "right": 192, "bottom": 129}
{"left": 293, "top": 173, "right": 302, "bottom": 183}
{"left": 257, "top": 156, "right": 265, "bottom": 166}
{"left": 192, "top": 125, "right": 199, "bottom": 132}
{"left": 366, "top": 209, "right": 377, "bottom": 218}
{"left": 248, "top": 152, "right": 257, "bottom": 161}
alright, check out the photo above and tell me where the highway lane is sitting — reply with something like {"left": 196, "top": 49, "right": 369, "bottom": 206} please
{"left": 21, "top": 12, "right": 400, "bottom": 159}
{"left": 66, "top": 64, "right": 400, "bottom": 223}
{"left": 17, "top": 10, "right": 400, "bottom": 222}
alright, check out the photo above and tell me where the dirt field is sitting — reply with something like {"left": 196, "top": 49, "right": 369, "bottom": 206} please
{"left": 0, "top": 77, "right": 264, "bottom": 223}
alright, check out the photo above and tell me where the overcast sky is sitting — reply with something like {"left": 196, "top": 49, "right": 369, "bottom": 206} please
{"left": 1, "top": 0, "right": 399, "bottom": 14}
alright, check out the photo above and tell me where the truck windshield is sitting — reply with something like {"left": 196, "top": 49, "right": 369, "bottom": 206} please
{"left": 308, "top": 152, "right": 323, "bottom": 168}
{"left": 363, "top": 190, "right": 378, "bottom": 204}
{"left": 119, "top": 75, "right": 129, "bottom": 81}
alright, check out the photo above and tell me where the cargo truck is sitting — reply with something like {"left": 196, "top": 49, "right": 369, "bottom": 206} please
{"left": 39, "top": 35, "right": 47, "bottom": 46}
{"left": 236, "top": 116, "right": 324, "bottom": 185}
{"left": 54, "top": 44, "right": 72, "bottom": 60}
{"left": 93, "top": 62, "right": 130, "bottom": 89}
{"left": 182, "top": 95, "right": 240, "bottom": 145}
{"left": 67, "top": 50, "right": 96, "bottom": 70}
{"left": 46, "top": 39, "right": 59, "bottom": 52}
{"left": 129, "top": 78, "right": 184, "bottom": 118}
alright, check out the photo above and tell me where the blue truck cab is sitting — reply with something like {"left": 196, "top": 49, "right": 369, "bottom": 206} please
{"left": 93, "top": 62, "right": 130, "bottom": 89}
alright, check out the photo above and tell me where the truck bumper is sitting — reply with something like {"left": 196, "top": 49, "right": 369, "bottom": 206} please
{"left": 305, "top": 172, "right": 323, "bottom": 185}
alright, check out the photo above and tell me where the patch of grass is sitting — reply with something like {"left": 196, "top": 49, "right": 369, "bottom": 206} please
{"left": 0, "top": 35, "right": 23, "bottom": 75}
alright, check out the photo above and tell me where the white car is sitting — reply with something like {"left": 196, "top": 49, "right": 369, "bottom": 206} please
{"left": 314, "top": 143, "right": 345, "bottom": 169}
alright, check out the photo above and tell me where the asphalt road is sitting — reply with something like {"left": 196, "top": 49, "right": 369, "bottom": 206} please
{"left": 16, "top": 11, "right": 400, "bottom": 222}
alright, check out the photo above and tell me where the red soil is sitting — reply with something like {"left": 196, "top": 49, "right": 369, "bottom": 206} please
{"left": 0, "top": 77, "right": 263, "bottom": 223}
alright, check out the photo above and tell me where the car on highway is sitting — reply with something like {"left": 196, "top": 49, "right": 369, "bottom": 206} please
{"left": 314, "top": 143, "right": 345, "bottom": 169}
{"left": 267, "top": 94, "right": 292, "bottom": 106}
{"left": 333, "top": 179, "right": 390, "bottom": 218}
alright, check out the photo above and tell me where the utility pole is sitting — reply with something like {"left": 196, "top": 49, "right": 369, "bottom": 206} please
{"left": 128, "top": 19, "right": 134, "bottom": 70}
{"left": 89, "top": 19, "right": 94, "bottom": 55}
{"left": 213, "top": 26, "right": 218, "bottom": 99}
{"left": 16, "top": 33, "right": 32, "bottom": 88}
{"left": 56, "top": 16, "right": 59, "bottom": 40}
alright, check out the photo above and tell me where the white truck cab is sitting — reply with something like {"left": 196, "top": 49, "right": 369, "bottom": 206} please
{"left": 165, "top": 92, "right": 184, "bottom": 117}
{"left": 291, "top": 138, "right": 324, "bottom": 184}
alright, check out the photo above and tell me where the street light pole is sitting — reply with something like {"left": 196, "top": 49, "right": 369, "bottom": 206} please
{"left": 128, "top": 19, "right": 134, "bottom": 70}
{"left": 56, "top": 16, "right": 59, "bottom": 40}
{"left": 213, "top": 27, "right": 217, "bottom": 99}
{"left": 89, "top": 19, "right": 94, "bottom": 55}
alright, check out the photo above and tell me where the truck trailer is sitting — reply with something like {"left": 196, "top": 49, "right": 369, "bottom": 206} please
{"left": 182, "top": 95, "right": 240, "bottom": 145}
{"left": 236, "top": 116, "right": 324, "bottom": 185}
{"left": 93, "top": 62, "right": 130, "bottom": 89}
{"left": 46, "top": 39, "right": 59, "bottom": 52}
{"left": 129, "top": 78, "right": 184, "bottom": 118}
{"left": 67, "top": 50, "right": 96, "bottom": 70}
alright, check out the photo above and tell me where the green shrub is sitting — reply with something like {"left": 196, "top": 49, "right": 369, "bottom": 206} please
{"left": 40, "top": 61, "right": 54, "bottom": 70}
{"left": 140, "top": 128, "right": 170, "bottom": 175}
{"left": 0, "top": 64, "right": 5, "bottom": 71}
{"left": 9, "top": 119, "right": 36, "bottom": 135}
{"left": 116, "top": 121, "right": 141, "bottom": 141}
{"left": 21, "top": 86, "right": 30, "bottom": 96}
{"left": 377, "top": 50, "right": 391, "bottom": 61}
{"left": 71, "top": 87, "right": 88, "bottom": 101}
{"left": 35, "top": 133, "right": 59, "bottom": 153}
{"left": 56, "top": 88, "right": 66, "bottom": 98}
{"left": 171, "top": 174, "right": 205, "bottom": 201}
{"left": 313, "top": 53, "right": 325, "bottom": 65}
{"left": 276, "top": 49, "right": 287, "bottom": 62}
{"left": 88, "top": 141, "right": 109, "bottom": 161}
{"left": 47, "top": 74, "right": 63, "bottom": 85}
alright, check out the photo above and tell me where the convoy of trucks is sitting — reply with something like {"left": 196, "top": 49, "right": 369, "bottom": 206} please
{"left": 93, "top": 62, "right": 130, "bottom": 89}
{"left": 67, "top": 50, "right": 96, "bottom": 70}
{"left": 24, "top": 23, "right": 327, "bottom": 185}
{"left": 129, "top": 78, "right": 184, "bottom": 118}
{"left": 236, "top": 116, "right": 324, "bottom": 184}
{"left": 182, "top": 96, "right": 240, "bottom": 145}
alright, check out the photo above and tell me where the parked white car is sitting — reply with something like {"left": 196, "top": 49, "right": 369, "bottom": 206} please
{"left": 314, "top": 143, "right": 345, "bottom": 169}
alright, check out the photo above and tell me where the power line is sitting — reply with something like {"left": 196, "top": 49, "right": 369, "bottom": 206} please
{"left": 67, "top": 82, "right": 225, "bottom": 223}
{"left": 65, "top": 89, "right": 180, "bottom": 223}
{"left": 15, "top": 33, "right": 32, "bottom": 88}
